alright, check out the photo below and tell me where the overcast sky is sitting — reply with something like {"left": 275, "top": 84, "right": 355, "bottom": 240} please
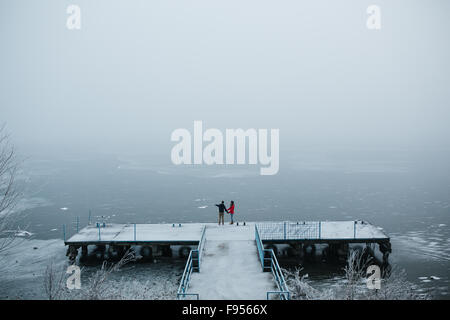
{"left": 1, "top": 0, "right": 449, "bottom": 161}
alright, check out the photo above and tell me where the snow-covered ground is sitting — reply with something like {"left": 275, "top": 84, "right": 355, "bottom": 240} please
{"left": 189, "top": 224, "right": 276, "bottom": 299}
{"left": 0, "top": 239, "right": 67, "bottom": 299}
{"left": 0, "top": 238, "right": 184, "bottom": 299}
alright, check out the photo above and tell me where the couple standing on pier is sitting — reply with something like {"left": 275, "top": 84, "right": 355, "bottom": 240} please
{"left": 215, "top": 201, "right": 235, "bottom": 225}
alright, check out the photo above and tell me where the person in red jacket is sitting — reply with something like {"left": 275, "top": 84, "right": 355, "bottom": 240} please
{"left": 227, "top": 201, "right": 235, "bottom": 224}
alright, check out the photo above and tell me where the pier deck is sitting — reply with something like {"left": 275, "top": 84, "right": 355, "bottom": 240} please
{"left": 65, "top": 220, "right": 389, "bottom": 246}
{"left": 189, "top": 224, "right": 275, "bottom": 300}
{"left": 65, "top": 223, "right": 204, "bottom": 246}
{"left": 257, "top": 220, "right": 389, "bottom": 244}
{"left": 64, "top": 220, "right": 391, "bottom": 300}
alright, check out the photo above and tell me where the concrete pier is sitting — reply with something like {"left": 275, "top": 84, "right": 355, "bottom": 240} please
{"left": 64, "top": 220, "right": 391, "bottom": 299}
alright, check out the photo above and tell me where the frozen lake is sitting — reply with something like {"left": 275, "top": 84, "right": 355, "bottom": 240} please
{"left": 3, "top": 152, "right": 449, "bottom": 299}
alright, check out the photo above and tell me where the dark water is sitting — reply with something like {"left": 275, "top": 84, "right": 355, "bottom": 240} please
{"left": 16, "top": 151, "right": 450, "bottom": 299}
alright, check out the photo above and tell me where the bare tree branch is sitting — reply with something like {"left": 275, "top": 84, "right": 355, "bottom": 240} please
{"left": 0, "top": 124, "right": 22, "bottom": 253}
{"left": 43, "top": 260, "right": 66, "bottom": 300}
{"left": 284, "top": 249, "right": 428, "bottom": 300}
{"left": 85, "top": 250, "right": 136, "bottom": 300}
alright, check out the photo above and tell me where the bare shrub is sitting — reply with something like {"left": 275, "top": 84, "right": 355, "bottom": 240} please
{"left": 43, "top": 260, "right": 67, "bottom": 300}
{"left": 343, "top": 249, "right": 371, "bottom": 299}
{"left": 283, "top": 267, "right": 337, "bottom": 300}
{"left": 0, "top": 125, "right": 22, "bottom": 253}
{"left": 43, "top": 247, "right": 181, "bottom": 300}
{"left": 284, "top": 249, "right": 428, "bottom": 300}
{"left": 83, "top": 250, "right": 137, "bottom": 300}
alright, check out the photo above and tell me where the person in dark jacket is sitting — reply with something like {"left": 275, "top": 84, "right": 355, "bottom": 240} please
{"left": 215, "top": 201, "right": 228, "bottom": 225}
{"left": 227, "top": 201, "right": 235, "bottom": 225}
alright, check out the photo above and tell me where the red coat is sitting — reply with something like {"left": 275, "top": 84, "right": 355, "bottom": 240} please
{"left": 228, "top": 204, "right": 235, "bottom": 214}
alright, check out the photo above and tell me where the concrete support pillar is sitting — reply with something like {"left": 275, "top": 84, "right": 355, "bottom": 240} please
{"left": 95, "top": 245, "right": 106, "bottom": 260}
{"left": 379, "top": 241, "right": 392, "bottom": 265}
{"left": 67, "top": 245, "right": 79, "bottom": 263}
{"left": 161, "top": 245, "right": 172, "bottom": 257}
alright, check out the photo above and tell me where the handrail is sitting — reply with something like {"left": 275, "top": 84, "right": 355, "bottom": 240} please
{"left": 196, "top": 225, "right": 207, "bottom": 271}
{"left": 257, "top": 221, "right": 321, "bottom": 240}
{"left": 255, "top": 224, "right": 265, "bottom": 267}
{"left": 267, "top": 249, "right": 289, "bottom": 300}
{"left": 256, "top": 221, "right": 370, "bottom": 241}
{"left": 255, "top": 225, "right": 290, "bottom": 300}
{"left": 177, "top": 250, "right": 195, "bottom": 299}
{"left": 177, "top": 225, "right": 206, "bottom": 299}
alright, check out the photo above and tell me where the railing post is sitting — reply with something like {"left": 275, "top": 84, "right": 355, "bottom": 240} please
{"left": 319, "top": 221, "right": 321, "bottom": 239}
{"left": 354, "top": 221, "right": 356, "bottom": 239}
{"left": 98, "top": 225, "right": 101, "bottom": 241}
{"left": 88, "top": 209, "right": 91, "bottom": 225}
{"left": 134, "top": 223, "right": 137, "bottom": 241}
{"left": 283, "top": 222, "right": 286, "bottom": 240}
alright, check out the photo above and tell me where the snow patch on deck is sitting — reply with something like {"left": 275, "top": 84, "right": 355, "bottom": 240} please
{"left": 189, "top": 224, "right": 275, "bottom": 300}
{"left": 321, "top": 221, "right": 387, "bottom": 239}
{"left": 67, "top": 223, "right": 204, "bottom": 243}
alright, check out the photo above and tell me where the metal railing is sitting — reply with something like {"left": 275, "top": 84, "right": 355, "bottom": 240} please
{"left": 195, "top": 225, "right": 207, "bottom": 271}
{"left": 256, "top": 221, "right": 365, "bottom": 241}
{"left": 65, "top": 220, "right": 198, "bottom": 243}
{"left": 257, "top": 221, "right": 321, "bottom": 240}
{"left": 177, "top": 226, "right": 206, "bottom": 299}
{"left": 62, "top": 216, "right": 82, "bottom": 241}
{"left": 62, "top": 213, "right": 109, "bottom": 241}
{"left": 255, "top": 224, "right": 265, "bottom": 267}
{"left": 176, "top": 250, "right": 199, "bottom": 299}
{"left": 255, "top": 225, "right": 290, "bottom": 300}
